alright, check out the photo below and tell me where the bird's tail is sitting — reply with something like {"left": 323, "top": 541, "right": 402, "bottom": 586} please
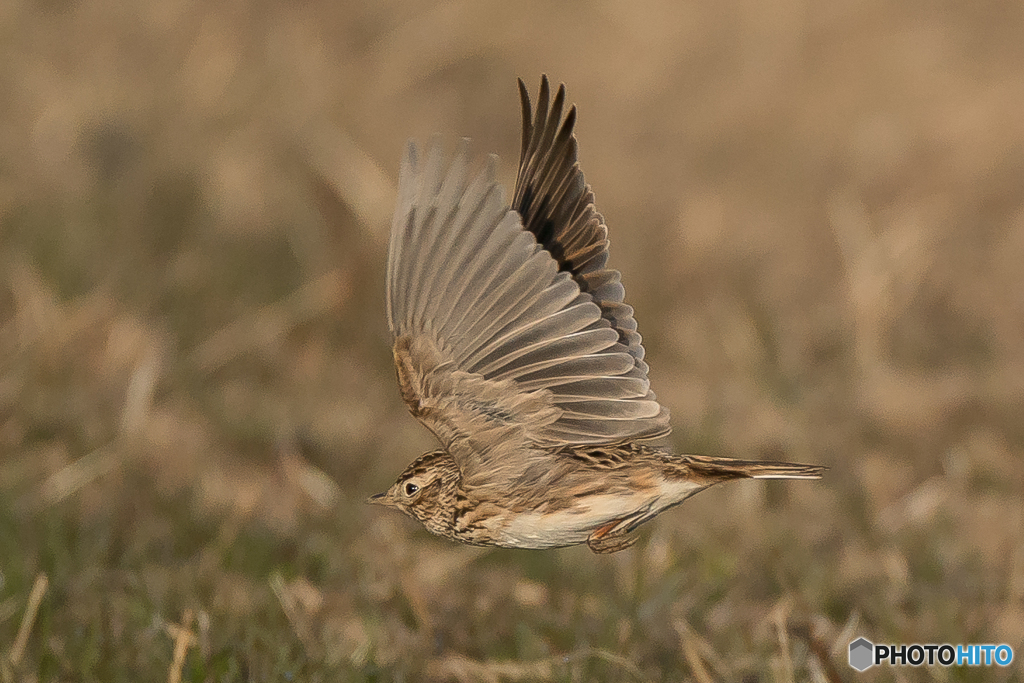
{"left": 681, "top": 454, "right": 826, "bottom": 482}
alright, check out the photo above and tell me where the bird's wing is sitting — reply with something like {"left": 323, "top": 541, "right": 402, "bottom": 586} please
{"left": 512, "top": 76, "right": 670, "bottom": 435}
{"left": 387, "top": 85, "right": 668, "bottom": 484}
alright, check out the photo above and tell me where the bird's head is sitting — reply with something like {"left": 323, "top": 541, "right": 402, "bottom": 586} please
{"left": 367, "top": 450, "right": 460, "bottom": 531}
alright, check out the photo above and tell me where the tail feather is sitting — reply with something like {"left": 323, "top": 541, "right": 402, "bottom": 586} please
{"left": 682, "top": 454, "right": 826, "bottom": 482}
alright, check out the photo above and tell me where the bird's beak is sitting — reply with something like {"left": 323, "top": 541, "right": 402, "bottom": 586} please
{"left": 366, "top": 492, "right": 388, "bottom": 505}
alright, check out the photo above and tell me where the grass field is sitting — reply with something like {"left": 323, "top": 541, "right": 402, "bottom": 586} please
{"left": 2, "top": 0, "right": 1023, "bottom": 681}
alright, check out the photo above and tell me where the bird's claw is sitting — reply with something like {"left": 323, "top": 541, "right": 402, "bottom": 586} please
{"left": 587, "top": 532, "right": 638, "bottom": 554}
{"left": 587, "top": 521, "right": 639, "bottom": 554}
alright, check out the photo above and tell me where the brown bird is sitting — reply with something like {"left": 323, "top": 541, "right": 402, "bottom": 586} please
{"left": 369, "top": 76, "right": 824, "bottom": 553}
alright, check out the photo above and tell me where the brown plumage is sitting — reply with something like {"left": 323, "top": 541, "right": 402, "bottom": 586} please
{"left": 369, "top": 76, "right": 825, "bottom": 553}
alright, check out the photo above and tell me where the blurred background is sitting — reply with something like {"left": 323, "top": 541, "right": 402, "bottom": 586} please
{"left": 2, "top": 0, "right": 1023, "bottom": 680}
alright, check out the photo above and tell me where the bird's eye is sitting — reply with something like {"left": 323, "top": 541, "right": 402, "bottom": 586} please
{"left": 404, "top": 482, "right": 419, "bottom": 496}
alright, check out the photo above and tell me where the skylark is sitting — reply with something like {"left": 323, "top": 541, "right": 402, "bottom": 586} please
{"left": 369, "top": 76, "right": 824, "bottom": 553}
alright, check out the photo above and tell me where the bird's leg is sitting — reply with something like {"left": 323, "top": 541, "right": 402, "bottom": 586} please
{"left": 586, "top": 520, "right": 638, "bottom": 554}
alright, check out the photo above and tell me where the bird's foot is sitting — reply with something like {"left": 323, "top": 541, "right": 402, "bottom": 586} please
{"left": 587, "top": 520, "right": 638, "bottom": 554}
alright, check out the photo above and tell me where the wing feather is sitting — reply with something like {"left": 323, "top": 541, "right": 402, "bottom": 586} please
{"left": 495, "top": 352, "right": 636, "bottom": 384}
{"left": 513, "top": 77, "right": 657, "bottom": 367}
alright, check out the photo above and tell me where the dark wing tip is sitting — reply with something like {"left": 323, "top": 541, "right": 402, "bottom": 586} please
{"left": 560, "top": 105, "right": 577, "bottom": 141}
{"left": 518, "top": 78, "right": 532, "bottom": 163}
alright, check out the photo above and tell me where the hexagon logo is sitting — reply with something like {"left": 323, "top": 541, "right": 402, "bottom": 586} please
{"left": 849, "top": 637, "right": 874, "bottom": 671}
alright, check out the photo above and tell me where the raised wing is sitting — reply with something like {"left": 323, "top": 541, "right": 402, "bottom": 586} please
{"left": 514, "top": 76, "right": 661, "bottom": 381}
{"left": 387, "top": 81, "right": 669, "bottom": 481}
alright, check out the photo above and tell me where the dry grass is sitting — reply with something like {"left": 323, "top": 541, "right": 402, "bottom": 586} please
{"left": 2, "top": 0, "right": 1023, "bottom": 680}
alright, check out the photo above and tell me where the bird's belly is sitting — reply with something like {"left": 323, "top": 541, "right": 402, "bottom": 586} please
{"left": 495, "top": 492, "right": 660, "bottom": 549}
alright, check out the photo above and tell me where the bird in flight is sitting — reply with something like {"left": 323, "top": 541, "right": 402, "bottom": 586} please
{"left": 368, "top": 76, "right": 824, "bottom": 553}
